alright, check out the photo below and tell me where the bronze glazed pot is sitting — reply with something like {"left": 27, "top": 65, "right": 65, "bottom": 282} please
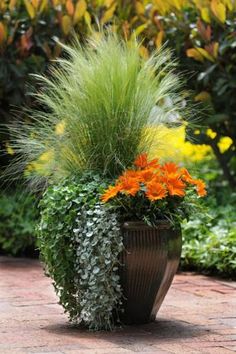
{"left": 119, "top": 221, "right": 182, "bottom": 325}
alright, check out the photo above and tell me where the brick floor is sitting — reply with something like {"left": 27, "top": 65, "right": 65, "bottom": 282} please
{"left": 0, "top": 257, "right": 235, "bottom": 354}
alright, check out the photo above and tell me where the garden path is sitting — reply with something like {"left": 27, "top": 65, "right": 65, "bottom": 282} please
{"left": 0, "top": 257, "right": 236, "bottom": 354}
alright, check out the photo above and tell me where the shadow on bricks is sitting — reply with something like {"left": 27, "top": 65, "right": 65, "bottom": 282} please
{"left": 42, "top": 317, "right": 207, "bottom": 346}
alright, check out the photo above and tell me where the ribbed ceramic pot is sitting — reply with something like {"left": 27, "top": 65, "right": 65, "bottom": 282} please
{"left": 119, "top": 221, "right": 182, "bottom": 325}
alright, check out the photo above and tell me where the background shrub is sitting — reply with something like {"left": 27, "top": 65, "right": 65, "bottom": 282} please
{"left": 1, "top": 0, "right": 235, "bottom": 187}
{"left": 181, "top": 192, "right": 236, "bottom": 278}
{"left": 0, "top": 188, "right": 38, "bottom": 256}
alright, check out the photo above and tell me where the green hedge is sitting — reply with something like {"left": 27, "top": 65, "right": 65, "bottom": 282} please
{"left": 0, "top": 188, "right": 39, "bottom": 256}
{"left": 181, "top": 191, "right": 236, "bottom": 278}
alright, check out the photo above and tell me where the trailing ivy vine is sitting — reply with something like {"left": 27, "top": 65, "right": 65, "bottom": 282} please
{"left": 37, "top": 173, "right": 123, "bottom": 330}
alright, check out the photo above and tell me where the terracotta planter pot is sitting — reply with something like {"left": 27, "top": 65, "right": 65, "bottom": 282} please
{"left": 119, "top": 221, "right": 182, "bottom": 325}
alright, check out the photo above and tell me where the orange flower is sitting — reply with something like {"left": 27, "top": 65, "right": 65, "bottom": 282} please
{"left": 194, "top": 179, "right": 207, "bottom": 197}
{"left": 134, "top": 153, "right": 148, "bottom": 169}
{"left": 139, "top": 168, "right": 155, "bottom": 183}
{"left": 146, "top": 158, "right": 160, "bottom": 169}
{"left": 119, "top": 176, "right": 140, "bottom": 196}
{"left": 165, "top": 175, "right": 186, "bottom": 197}
{"left": 101, "top": 185, "right": 121, "bottom": 203}
{"left": 146, "top": 181, "right": 167, "bottom": 201}
{"left": 121, "top": 169, "right": 141, "bottom": 181}
{"left": 181, "top": 168, "right": 196, "bottom": 184}
{"left": 162, "top": 162, "right": 179, "bottom": 175}
{"left": 134, "top": 153, "right": 159, "bottom": 170}
{"left": 181, "top": 169, "right": 207, "bottom": 196}
{"left": 102, "top": 156, "right": 207, "bottom": 204}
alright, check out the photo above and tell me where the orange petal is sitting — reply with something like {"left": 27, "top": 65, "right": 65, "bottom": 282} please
{"left": 101, "top": 185, "right": 121, "bottom": 202}
{"left": 134, "top": 153, "right": 148, "bottom": 169}
{"left": 146, "top": 181, "right": 167, "bottom": 201}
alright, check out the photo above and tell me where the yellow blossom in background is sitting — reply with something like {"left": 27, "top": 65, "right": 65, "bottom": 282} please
{"left": 206, "top": 128, "right": 217, "bottom": 139}
{"left": 218, "top": 137, "right": 233, "bottom": 153}
{"left": 38, "top": 150, "right": 54, "bottom": 162}
{"left": 206, "top": 129, "right": 233, "bottom": 152}
{"left": 22, "top": 124, "right": 234, "bottom": 178}
{"left": 5, "top": 142, "right": 15, "bottom": 155}
{"left": 180, "top": 140, "right": 212, "bottom": 162}
{"left": 151, "top": 125, "right": 212, "bottom": 162}
{"left": 25, "top": 149, "right": 54, "bottom": 176}
{"left": 55, "top": 120, "right": 66, "bottom": 135}
{"left": 151, "top": 125, "right": 233, "bottom": 163}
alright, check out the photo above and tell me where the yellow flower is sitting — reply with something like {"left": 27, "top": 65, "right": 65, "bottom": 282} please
{"left": 5, "top": 142, "right": 14, "bottom": 155}
{"left": 206, "top": 128, "right": 217, "bottom": 139}
{"left": 24, "top": 149, "right": 54, "bottom": 176}
{"left": 218, "top": 137, "right": 232, "bottom": 153}
{"left": 55, "top": 120, "right": 66, "bottom": 135}
{"left": 150, "top": 125, "right": 212, "bottom": 162}
{"left": 38, "top": 149, "right": 54, "bottom": 162}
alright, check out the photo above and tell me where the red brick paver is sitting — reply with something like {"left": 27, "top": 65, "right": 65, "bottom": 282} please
{"left": 0, "top": 257, "right": 235, "bottom": 354}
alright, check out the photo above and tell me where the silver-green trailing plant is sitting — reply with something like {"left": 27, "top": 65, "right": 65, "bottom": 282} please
{"left": 37, "top": 173, "right": 123, "bottom": 330}
{"left": 73, "top": 202, "right": 123, "bottom": 330}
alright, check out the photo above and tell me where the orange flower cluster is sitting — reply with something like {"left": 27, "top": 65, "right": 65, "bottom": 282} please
{"left": 101, "top": 153, "right": 207, "bottom": 203}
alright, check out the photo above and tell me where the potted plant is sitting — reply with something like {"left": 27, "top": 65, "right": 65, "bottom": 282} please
{"left": 6, "top": 34, "right": 206, "bottom": 330}
{"left": 101, "top": 153, "right": 206, "bottom": 324}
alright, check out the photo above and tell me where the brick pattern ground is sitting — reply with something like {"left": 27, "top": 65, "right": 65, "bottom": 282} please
{"left": 0, "top": 257, "right": 236, "bottom": 354}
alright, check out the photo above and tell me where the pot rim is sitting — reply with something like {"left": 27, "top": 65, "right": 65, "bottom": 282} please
{"left": 122, "top": 220, "right": 172, "bottom": 230}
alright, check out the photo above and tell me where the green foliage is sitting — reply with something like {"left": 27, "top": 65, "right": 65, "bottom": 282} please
{"left": 112, "top": 0, "right": 236, "bottom": 187}
{"left": 181, "top": 193, "right": 236, "bottom": 278}
{"left": 8, "top": 34, "right": 187, "bottom": 186}
{"left": 179, "top": 18, "right": 236, "bottom": 188}
{"left": 0, "top": 0, "right": 79, "bottom": 123}
{"left": 110, "top": 190, "right": 202, "bottom": 230}
{"left": 0, "top": 1, "right": 62, "bottom": 161}
{"left": 37, "top": 172, "right": 123, "bottom": 330}
{"left": 73, "top": 202, "right": 123, "bottom": 330}
{"left": 0, "top": 189, "right": 38, "bottom": 255}
{"left": 1, "top": 0, "right": 236, "bottom": 188}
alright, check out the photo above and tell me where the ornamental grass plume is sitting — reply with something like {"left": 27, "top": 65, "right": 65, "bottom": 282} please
{"left": 5, "top": 33, "right": 190, "bottom": 187}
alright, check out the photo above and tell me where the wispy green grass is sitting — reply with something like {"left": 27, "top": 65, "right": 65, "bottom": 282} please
{"left": 6, "top": 34, "right": 190, "bottom": 187}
